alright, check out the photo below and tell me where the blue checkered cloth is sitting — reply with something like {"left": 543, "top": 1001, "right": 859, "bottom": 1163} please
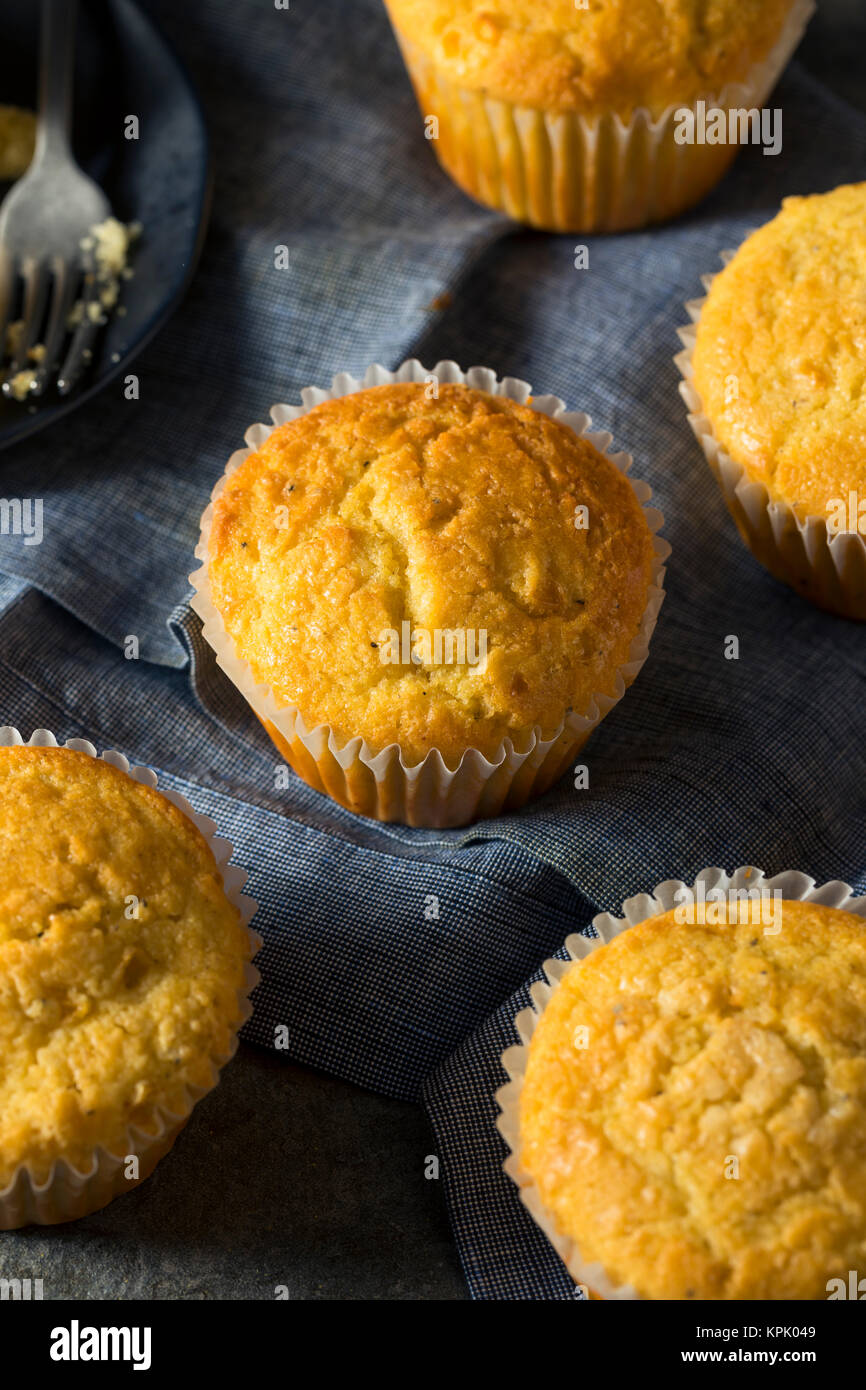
{"left": 0, "top": 0, "right": 863, "bottom": 1298}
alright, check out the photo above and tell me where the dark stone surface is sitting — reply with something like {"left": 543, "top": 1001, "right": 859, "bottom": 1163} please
{"left": 3, "top": 1048, "right": 466, "bottom": 1301}
{"left": 0, "top": 1, "right": 861, "bottom": 1303}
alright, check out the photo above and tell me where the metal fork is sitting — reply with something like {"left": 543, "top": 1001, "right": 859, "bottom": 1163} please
{"left": 0, "top": 0, "right": 112, "bottom": 400}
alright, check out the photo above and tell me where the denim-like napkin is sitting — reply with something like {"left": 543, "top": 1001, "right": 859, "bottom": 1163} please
{"left": 0, "top": 0, "right": 863, "bottom": 1298}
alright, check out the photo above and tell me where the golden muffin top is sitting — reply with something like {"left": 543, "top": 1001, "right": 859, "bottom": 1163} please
{"left": 0, "top": 747, "right": 250, "bottom": 1187}
{"left": 208, "top": 382, "right": 656, "bottom": 766}
{"left": 693, "top": 183, "right": 866, "bottom": 526}
{"left": 384, "top": 0, "right": 796, "bottom": 116}
{"left": 520, "top": 899, "right": 866, "bottom": 1300}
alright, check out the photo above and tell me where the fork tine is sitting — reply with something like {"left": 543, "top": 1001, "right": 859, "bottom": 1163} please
{"left": 56, "top": 259, "right": 103, "bottom": 397}
{"left": 0, "top": 249, "right": 16, "bottom": 365}
{"left": 1, "top": 256, "right": 49, "bottom": 399}
{"left": 8, "top": 256, "right": 48, "bottom": 369}
{"left": 30, "top": 257, "right": 79, "bottom": 398}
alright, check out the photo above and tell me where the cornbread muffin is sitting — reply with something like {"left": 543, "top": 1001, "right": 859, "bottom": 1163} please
{"left": 0, "top": 746, "right": 250, "bottom": 1191}
{"left": 383, "top": 0, "right": 811, "bottom": 231}
{"left": 694, "top": 184, "right": 866, "bottom": 530}
{"left": 686, "top": 182, "right": 866, "bottom": 618}
{"left": 384, "top": 0, "right": 795, "bottom": 117}
{"left": 0, "top": 103, "right": 35, "bottom": 181}
{"left": 207, "top": 382, "right": 655, "bottom": 768}
{"left": 520, "top": 901, "right": 866, "bottom": 1300}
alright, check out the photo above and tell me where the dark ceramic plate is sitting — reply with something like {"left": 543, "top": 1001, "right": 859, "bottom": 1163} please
{"left": 0, "top": 0, "right": 210, "bottom": 449}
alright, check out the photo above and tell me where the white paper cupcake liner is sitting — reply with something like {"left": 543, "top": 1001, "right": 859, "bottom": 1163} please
{"left": 386, "top": 0, "right": 813, "bottom": 233}
{"left": 189, "top": 358, "right": 670, "bottom": 828}
{"left": 496, "top": 863, "right": 866, "bottom": 1300}
{"left": 0, "top": 727, "right": 261, "bottom": 1230}
{"left": 676, "top": 254, "right": 866, "bottom": 620}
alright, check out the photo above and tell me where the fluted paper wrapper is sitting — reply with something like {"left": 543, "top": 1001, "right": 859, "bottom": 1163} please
{"left": 677, "top": 256, "right": 866, "bottom": 621}
{"left": 496, "top": 864, "right": 866, "bottom": 1300}
{"left": 384, "top": 0, "right": 813, "bottom": 233}
{"left": 190, "top": 358, "right": 669, "bottom": 828}
{"left": 0, "top": 727, "right": 260, "bottom": 1230}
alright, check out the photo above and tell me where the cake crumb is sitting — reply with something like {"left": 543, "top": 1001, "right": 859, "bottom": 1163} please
{"left": 67, "top": 217, "right": 141, "bottom": 333}
{"left": 8, "top": 368, "right": 36, "bottom": 401}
